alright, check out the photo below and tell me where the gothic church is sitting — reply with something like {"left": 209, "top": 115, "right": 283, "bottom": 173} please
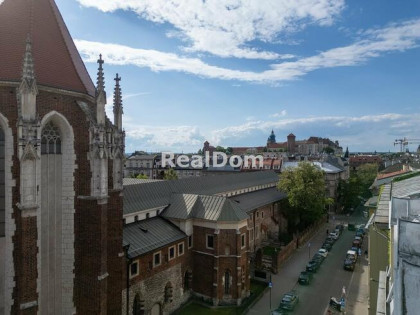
{"left": 0, "top": 0, "right": 125, "bottom": 313}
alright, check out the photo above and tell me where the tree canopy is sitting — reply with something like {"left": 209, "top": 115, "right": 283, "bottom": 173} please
{"left": 136, "top": 174, "right": 148, "bottom": 179}
{"left": 277, "top": 162, "right": 328, "bottom": 227}
{"left": 164, "top": 168, "right": 178, "bottom": 180}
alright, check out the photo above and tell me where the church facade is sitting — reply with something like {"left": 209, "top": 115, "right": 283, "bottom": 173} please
{"left": 0, "top": 0, "right": 125, "bottom": 313}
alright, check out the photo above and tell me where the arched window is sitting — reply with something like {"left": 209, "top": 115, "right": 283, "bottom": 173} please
{"left": 164, "top": 282, "right": 173, "bottom": 303}
{"left": 40, "top": 120, "right": 63, "bottom": 313}
{"left": 41, "top": 122, "right": 61, "bottom": 155}
{"left": 133, "top": 294, "right": 144, "bottom": 315}
{"left": 224, "top": 270, "right": 231, "bottom": 295}
{"left": 184, "top": 270, "right": 192, "bottom": 292}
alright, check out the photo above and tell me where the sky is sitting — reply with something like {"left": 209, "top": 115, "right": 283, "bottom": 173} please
{"left": 54, "top": 0, "right": 420, "bottom": 153}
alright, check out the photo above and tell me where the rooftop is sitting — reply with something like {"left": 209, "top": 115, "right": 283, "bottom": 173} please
{"left": 0, "top": 0, "right": 95, "bottom": 96}
{"left": 123, "top": 216, "right": 186, "bottom": 258}
{"left": 123, "top": 171, "right": 279, "bottom": 215}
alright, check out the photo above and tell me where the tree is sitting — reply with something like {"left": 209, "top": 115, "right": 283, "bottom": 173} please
{"left": 278, "top": 162, "right": 328, "bottom": 228}
{"left": 197, "top": 149, "right": 203, "bottom": 155}
{"left": 164, "top": 169, "right": 178, "bottom": 180}
{"left": 323, "top": 146, "right": 335, "bottom": 154}
{"left": 136, "top": 174, "right": 148, "bottom": 179}
{"left": 357, "top": 163, "right": 378, "bottom": 197}
{"left": 215, "top": 146, "right": 226, "bottom": 153}
{"left": 226, "top": 147, "right": 233, "bottom": 155}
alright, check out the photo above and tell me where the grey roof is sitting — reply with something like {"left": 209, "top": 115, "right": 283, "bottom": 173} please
{"left": 392, "top": 175, "right": 420, "bottom": 198}
{"left": 124, "top": 171, "right": 279, "bottom": 215}
{"left": 123, "top": 178, "right": 164, "bottom": 186}
{"left": 123, "top": 216, "right": 186, "bottom": 258}
{"left": 229, "top": 188, "right": 286, "bottom": 212}
{"left": 364, "top": 195, "right": 378, "bottom": 207}
{"left": 370, "top": 171, "right": 420, "bottom": 189}
{"left": 375, "top": 184, "right": 391, "bottom": 225}
{"left": 162, "top": 194, "right": 249, "bottom": 222}
{"left": 128, "top": 155, "right": 156, "bottom": 160}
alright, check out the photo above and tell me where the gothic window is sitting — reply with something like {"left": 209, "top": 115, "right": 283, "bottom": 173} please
{"left": 40, "top": 120, "right": 63, "bottom": 313}
{"left": 133, "top": 294, "right": 144, "bottom": 315}
{"left": 164, "top": 282, "right": 173, "bottom": 303}
{"left": 224, "top": 270, "right": 231, "bottom": 295}
{"left": 41, "top": 122, "right": 61, "bottom": 155}
{"left": 0, "top": 128, "right": 4, "bottom": 237}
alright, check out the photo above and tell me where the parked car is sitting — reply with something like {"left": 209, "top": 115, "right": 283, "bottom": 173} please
{"left": 356, "top": 230, "right": 364, "bottom": 239}
{"left": 279, "top": 291, "right": 299, "bottom": 310}
{"left": 325, "top": 236, "right": 335, "bottom": 244}
{"left": 312, "top": 253, "right": 325, "bottom": 264}
{"left": 334, "top": 228, "right": 341, "bottom": 236}
{"left": 322, "top": 242, "right": 332, "bottom": 251}
{"left": 306, "top": 260, "right": 321, "bottom": 272}
{"left": 344, "top": 250, "right": 357, "bottom": 271}
{"left": 352, "top": 239, "right": 362, "bottom": 248}
{"left": 298, "top": 271, "right": 313, "bottom": 285}
{"left": 336, "top": 224, "right": 344, "bottom": 232}
{"left": 329, "top": 232, "right": 339, "bottom": 240}
{"left": 354, "top": 236, "right": 363, "bottom": 244}
{"left": 318, "top": 248, "right": 328, "bottom": 258}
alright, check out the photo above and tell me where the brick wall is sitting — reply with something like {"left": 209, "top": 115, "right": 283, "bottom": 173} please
{"left": 123, "top": 237, "right": 191, "bottom": 314}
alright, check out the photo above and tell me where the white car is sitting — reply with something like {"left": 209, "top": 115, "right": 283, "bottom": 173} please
{"left": 318, "top": 248, "right": 328, "bottom": 258}
{"left": 329, "top": 232, "right": 339, "bottom": 240}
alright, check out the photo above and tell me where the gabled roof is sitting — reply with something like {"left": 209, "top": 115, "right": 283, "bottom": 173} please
{"left": 162, "top": 194, "right": 249, "bottom": 222}
{"left": 229, "top": 188, "right": 286, "bottom": 213}
{"left": 123, "top": 170, "right": 279, "bottom": 215}
{"left": 0, "top": 0, "right": 95, "bottom": 97}
{"left": 123, "top": 216, "right": 186, "bottom": 258}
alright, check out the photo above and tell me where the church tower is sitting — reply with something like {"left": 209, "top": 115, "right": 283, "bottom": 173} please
{"left": 0, "top": 0, "right": 125, "bottom": 313}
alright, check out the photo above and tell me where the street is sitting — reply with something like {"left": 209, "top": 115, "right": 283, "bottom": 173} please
{"left": 247, "top": 206, "right": 369, "bottom": 315}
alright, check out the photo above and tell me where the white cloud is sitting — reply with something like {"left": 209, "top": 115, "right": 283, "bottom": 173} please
{"left": 209, "top": 113, "right": 420, "bottom": 151}
{"left": 124, "top": 124, "right": 204, "bottom": 152}
{"left": 75, "top": 18, "right": 420, "bottom": 83}
{"left": 77, "top": 0, "right": 344, "bottom": 59}
{"left": 270, "top": 110, "right": 287, "bottom": 118}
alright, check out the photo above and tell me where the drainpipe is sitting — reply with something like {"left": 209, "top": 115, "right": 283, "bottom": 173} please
{"left": 123, "top": 244, "right": 131, "bottom": 315}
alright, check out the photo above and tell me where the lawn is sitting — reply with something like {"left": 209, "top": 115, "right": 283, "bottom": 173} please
{"left": 177, "top": 280, "right": 267, "bottom": 315}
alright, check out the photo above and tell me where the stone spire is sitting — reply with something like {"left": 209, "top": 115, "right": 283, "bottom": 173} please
{"left": 96, "top": 54, "right": 106, "bottom": 125}
{"left": 113, "top": 74, "right": 123, "bottom": 131}
{"left": 19, "top": 35, "right": 38, "bottom": 121}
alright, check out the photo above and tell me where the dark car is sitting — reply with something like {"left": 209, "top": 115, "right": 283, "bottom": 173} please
{"left": 279, "top": 291, "right": 299, "bottom": 310}
{"left": 322, "top": 242, "right": 332, "bottom": 251}
{"left": 344, "top": 258, "right": 356, "bottom": 271}
{"left": 312, "top": 253, "right": 325, "bottom": 263}
{"left": 306, "top": 260, "right": 321, "bottom": 272}
{"left": 336, "top": 224, "right": 344, "bottom": 232}
{"left": 325, "top": 237, "right": 335, "bottom": 245}
{"left": 352, "top": 239, "right": 362, "bottom": 248}
{"left": 356, "top": 230, "right": 364, "bottom": 239}
{"left": 298, "top": 271, "right": 313, "bottom": 284}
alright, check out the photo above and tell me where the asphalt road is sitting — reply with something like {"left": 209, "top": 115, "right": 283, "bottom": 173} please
{"left": 247, "top": 207, "right": 367, "bottom": 315}
{"left": 292, "top": 208, "right": 367, "bottom": 315}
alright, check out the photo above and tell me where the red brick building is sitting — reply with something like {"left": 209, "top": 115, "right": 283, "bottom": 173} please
{"left": 122, "top": 171, "right": 287, "bottom": 314}
{"left": 0, "top": 0, "right": 125, "bottom": 313}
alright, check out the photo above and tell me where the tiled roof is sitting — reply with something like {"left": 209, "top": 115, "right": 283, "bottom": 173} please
{"left": 229, "top": 188, "right": 286, "bottom": 212}
{"left": 162, "top": 194, "right": 249, "bottom": 222}
{"left": 123, "top": 216, "right": 186, "bottom": 258}
{"left": 0, "top": 0, "right": 95, "bottom": 96}
{"left": 123, "top": 171, "right": 279, "bottom": 215}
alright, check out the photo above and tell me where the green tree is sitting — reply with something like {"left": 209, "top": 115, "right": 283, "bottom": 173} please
{"left": 136, "top": 174, "right": 148, "bottom": 179}
{"left": 197, "top": 148, "right": 203, "bottom": 155}
{"left": 164, "top": 169, "right": 178, "bottom": 180}
{"left": 215, "top": 146, "right": 226, "bottom": 153}
{"left": 226, "top": 147, "right": 233, "bottom": 155}
{"left": 277, "top": 162, "right": 328, "bottom": 227}
{"left": 323, "top": 146, "right": 335, "bottom": 154}
{"left": 357, "top": 163, "right": 378, "bottom": 197}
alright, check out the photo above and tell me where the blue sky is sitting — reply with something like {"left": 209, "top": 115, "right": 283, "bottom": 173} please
{"left": 56, "top": 0, "right": 420, "bottom": 153}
